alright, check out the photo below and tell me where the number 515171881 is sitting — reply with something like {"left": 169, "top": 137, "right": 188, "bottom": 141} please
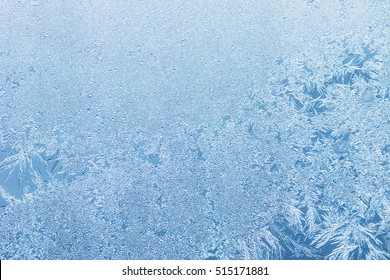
{"left": 215, "top": 266, "right": 269, "bottom": 276}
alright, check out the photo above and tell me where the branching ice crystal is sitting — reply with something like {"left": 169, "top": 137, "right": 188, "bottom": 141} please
{"left": 0, "top": 0, "right": 389, "bottom": 260}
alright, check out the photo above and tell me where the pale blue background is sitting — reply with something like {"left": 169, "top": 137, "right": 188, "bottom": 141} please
{"left": 0, "top": 0, "right": 389, "bottom": 259}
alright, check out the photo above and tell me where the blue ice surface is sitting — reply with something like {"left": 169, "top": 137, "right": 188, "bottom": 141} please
{"left": 0, "top": 0, "right": 389, "bottom": 260}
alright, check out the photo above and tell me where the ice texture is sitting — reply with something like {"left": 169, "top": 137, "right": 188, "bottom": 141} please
{"left": 0, "top": 0, "right": 389, "bottom": 259}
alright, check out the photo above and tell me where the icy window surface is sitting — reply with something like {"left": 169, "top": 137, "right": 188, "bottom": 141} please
{"left": 0, "top": 0, "right": 389, "bottom": 259}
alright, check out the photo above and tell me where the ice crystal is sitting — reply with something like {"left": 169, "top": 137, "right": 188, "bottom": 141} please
{"left": 0, "top": 0, "right": 389, "bottom": 259}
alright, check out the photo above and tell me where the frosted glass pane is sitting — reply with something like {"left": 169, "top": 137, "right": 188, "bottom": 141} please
{"left": 0, "top": 0, "right": 389, "bottom": 260}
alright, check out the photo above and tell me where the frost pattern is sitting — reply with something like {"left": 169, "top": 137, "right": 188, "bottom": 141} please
{"left": 0, "top": 0, "right": 389, "bottom": 259}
